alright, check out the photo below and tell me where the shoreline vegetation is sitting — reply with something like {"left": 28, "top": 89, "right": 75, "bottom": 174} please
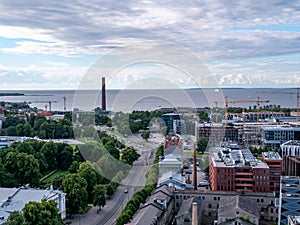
{"left": 0, "top": 92, "right": 24, "bottom": 96}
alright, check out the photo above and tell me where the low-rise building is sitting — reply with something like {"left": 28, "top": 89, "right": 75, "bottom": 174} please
{"left": 175, "top": 197, "right": 203, "bottom": 225}
{"left": 173, "top": 190, "right": 277, "bottom": 222}
{"left": 0, "top": 186, "right": 66, "bottom": 224}
{"left": 130, "top": 185, "right": 174, "bottom": 225}
{"left": 218, "top": 195, "right": 259, "bottom": 225}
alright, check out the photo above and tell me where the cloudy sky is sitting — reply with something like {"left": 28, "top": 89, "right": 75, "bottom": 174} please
{"left": 0, "top": 0, "right": 299, "bottom": 89}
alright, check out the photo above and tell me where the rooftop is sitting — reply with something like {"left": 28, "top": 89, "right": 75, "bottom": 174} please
{"left": 281, "top": 140, "right": 300, "bottom": 147}
{"left": 0, "top": 186, "right": 66, "bottom": 224}
{"left": 212, "top": 148, "right": 269, "bottom": 168}
{"left": 261, "top": 125, "right": 300, "bottom": 131}
{"left": 262, "top": 151, "right": 282, "bottom": 160}
{"left": 218, "top": 195, "right": 259, "bottom": 218}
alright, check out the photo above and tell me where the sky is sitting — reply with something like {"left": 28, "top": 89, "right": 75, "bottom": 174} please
{"left": 0, "top": 0, "right": 299, "bottom": 90}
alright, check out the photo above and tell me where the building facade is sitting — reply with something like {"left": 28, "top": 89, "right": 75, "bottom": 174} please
{"left": 262, "top": 152, "right": 282, "bottom": 193}
{"left": 278, "top": 176, "right": 300, "bottom": 225}
{"left": 281, "top": 141, "right": 300, "bottom": 176}
{"left": 210, "top": 148, "right": 271, "bottom": 193}
{"left": 261, "top": 126, "right": 300, "bottom": 149}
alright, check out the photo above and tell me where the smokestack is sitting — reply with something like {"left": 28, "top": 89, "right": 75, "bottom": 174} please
{"left": 102, "top": 77, "right": 106, "bottom": 111}
{"left": 192, "top": 202, "right": 198, "bottom": 225}
{"left": 193, "top": 143, "right": 197, "bottom": 190}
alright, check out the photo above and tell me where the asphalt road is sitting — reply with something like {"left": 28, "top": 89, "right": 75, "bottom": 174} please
{"left": 86, "top": 127, "right": 163, "bottom": 225}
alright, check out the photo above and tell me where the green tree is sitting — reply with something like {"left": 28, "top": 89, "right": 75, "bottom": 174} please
{"left": 78, "top": 162, "right": 97, "bottom": 202}
{"left": 4, "top": 152, "right": 41, "bottom": 186}
{"left": 199, "top": 111, "right": 210, "bottom": 122}
{"left": 7, "top": 199, "right": 64, "bottom": 225}
{"left": 104, "top": 141, "right": 120, "bottom": 160}
{"left": 57, "top": 145, "right": 73, "bottom": 170}
{"left": 141, "top": 130, "right": 150, "bottom": 140}
{"left": 4, "top": 211, "right": 24, "bottom": 225}
{"left": 121, "top": 147, "right": 140, "bottom": 165}
{"left": 93, "top": 185, "right": 106, "bottom": 211}
{"left": 62, "top": 173, "right": 88, "bottom": 213}
{"left": 197, "top": 137, "right": 208, "bottom": 154}
{"left": 40, "top": 142, "right": 58, "bottom": 171}
{"left": 6, "top": 126, "right": 17, "bottom": 136}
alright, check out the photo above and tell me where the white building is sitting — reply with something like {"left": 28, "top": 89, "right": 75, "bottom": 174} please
{"left": 281, "top": 140, "right": 300, "bottom": 157}
{"left": 0, "top": 186, "right": 66, "bottom": 224}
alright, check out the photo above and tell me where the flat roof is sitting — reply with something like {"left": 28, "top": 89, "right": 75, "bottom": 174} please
{"left": 211, "top": 148, "right": 269, "bottom": 169}
{"left": 262, "top": 151, "right": 282, "bottom": 160}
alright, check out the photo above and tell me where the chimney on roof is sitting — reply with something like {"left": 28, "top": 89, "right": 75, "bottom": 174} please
{"left": 193, "top": 143, "right": 197, "bottom": 190}
{"left": 102, "top": 77, "right": 106, "bottom": 111}
{"left": 192, "top": 202, "right": 198, "bottom": 225}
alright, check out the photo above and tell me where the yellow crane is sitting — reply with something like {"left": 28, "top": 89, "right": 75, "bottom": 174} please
{"left": 214, "top": 96, "right": 270, "bottom": 125}
{"left": 257, "top": 88, "right": 300, "bottom": 123}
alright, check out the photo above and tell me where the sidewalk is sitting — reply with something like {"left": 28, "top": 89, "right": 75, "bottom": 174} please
{"left": 65, "top": 192, "right": 121, "bottom": 225}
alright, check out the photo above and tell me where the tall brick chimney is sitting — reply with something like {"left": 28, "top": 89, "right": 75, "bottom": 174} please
{"left": 102, "top": 77, "right": 106, "bottom": 111}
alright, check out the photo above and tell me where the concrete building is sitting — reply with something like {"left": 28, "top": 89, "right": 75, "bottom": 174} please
{"left": 197, "top": 123, "right": 238, "bottom": 146}
{"left": 261, "top": 126, "right": 300, "bottom": 149}
{"left": 210, "top": 147, "right": 271, "bottom": 193}
{"left": 218, "top": 195, "right": 259, "bottom": 225}
{"left": 175, "top": 197, "right": 203, "bottom": 225}
{"left": 278, "top": 176, "right": 300, "bottom": 225}
{"left": 281, "top": 141, "right": 300, "bottom": 176}
{"left": 262, "top": 152, "right": 282, "bottom": 193}
{"left": 0, "top": 186, "right": 66, "bottom": 224}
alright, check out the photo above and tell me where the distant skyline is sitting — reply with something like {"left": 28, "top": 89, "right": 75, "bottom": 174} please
{"left": 0, "top": 1, "right": 299, "bottom": 90}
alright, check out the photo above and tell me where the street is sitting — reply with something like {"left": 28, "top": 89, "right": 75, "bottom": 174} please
{"left": 69, "top": 127, "right": 163, "bottom": 225}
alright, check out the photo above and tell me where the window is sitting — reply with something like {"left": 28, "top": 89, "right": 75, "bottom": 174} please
{"left": 209, "top": 204, "right": 212, "bottom": 208}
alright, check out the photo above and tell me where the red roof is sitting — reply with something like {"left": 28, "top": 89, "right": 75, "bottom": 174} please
{"left": 39, "top": 111, "right": 54, "bottom": 117}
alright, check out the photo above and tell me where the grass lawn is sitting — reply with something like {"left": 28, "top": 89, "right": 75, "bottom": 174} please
{"left": 84, "top": 205, "right": 92, "bottom": 213}
{"left": 43, "top": 170, "right": 70, "bottom": 184}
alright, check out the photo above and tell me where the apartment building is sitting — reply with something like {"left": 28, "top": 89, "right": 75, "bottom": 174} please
{"left": 262, "top": 152, "right": 282, "bottom": 193}
{"left": 210, "top": 147, "right": 271, "bottom": 193}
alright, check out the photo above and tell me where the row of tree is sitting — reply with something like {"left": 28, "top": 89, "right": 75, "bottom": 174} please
{"left": 116, "top": 145, "right": 164, "bottom": 225}
{"left": 2, "top": 114, "right": 73, "bottom": 139}
{"left": 61, "top": 131, "right": 141, "bottom": 213}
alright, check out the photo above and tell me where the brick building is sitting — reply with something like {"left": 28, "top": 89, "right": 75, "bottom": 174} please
{"left": 209, "top": 148, "right": 271, "bottom": 193}
{"left": 262, "top": 151, "right": 282, "bottom": 193}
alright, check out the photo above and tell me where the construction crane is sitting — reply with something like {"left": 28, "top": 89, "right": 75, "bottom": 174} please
{"left": 214, "top": 96, "right": 270, "bottom": 125}
{"left": 257, "top": 88, "right": 300, "bottom": 123}
{"left": 30, "top": 100, "right": 58, "bottom": 112}
{"left": 62, "top": 96, "right": 67, "bottom": 112}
